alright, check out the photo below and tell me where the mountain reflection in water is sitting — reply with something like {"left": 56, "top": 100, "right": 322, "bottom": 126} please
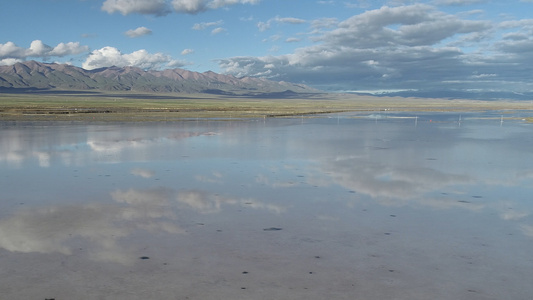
{"left": 1, "top": 113, "right": 533, "bottom": 299}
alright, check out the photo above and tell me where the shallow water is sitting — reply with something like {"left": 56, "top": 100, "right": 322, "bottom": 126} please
{"left": 1, "top": 112, "right": 533, "bottom": 300}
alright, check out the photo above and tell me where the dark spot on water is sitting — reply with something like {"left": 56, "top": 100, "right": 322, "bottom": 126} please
{"left": 315, "top": 256, "right": 321, "bottom": 259}
{"left": 458, "top": 200, "right": 471, "bottom": 203}
{"left": 197, "top": 223, "right": 205, "bottom": 225}
{"left": 217, "top": 230, "right": 222, "bottom": 232}
{"left": 472, "top": 195, "right": 483, "bottom": 198}
{"left": 426, "top": 158, "right": 437, "bottom": 160}
{"left": 140, "top": 256, "right": 150, "bottom": 260}
{"left": 389, "top": 270, "right": 395, "bottom": 272}
{"left": 384, "top": 232, "right": 391, "bottom": 235}
{"left": 241, "top": 287, "right": 246, "bottom": 290}
{"left": 309, "top": 272, "right": 313, "bottom": 274}
{"left": 297, "top": 175, "right": 305, "bottom": 178}
{"left": 263, "top": 227, "right": 282, "bottom": 231}
{"left": 242, "top": 271, "right": 248, "bottom": 274}
{"left": 349, "top": 191, "right": 356, "bottom": 193}
{"left": 390, "top": 215, "right": 396, "bottom": 217}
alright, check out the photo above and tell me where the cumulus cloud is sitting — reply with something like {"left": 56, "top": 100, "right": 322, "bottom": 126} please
{"left": 0, "top": 40, "right": 88, "bottom": 60}
{"left": 0, "top": 58, "right": 22, "bottom": 66}
{"left": 125, "top": 26, "right": 152, "bottom": 38}
{"left": 219, "top": 4, "right": 533, "bottom": 93}
{"left": 82, "top": 46, "right": 182, "bottom": 70}
{"left": 102, "top": 0, "right": 259, "bottom": 15}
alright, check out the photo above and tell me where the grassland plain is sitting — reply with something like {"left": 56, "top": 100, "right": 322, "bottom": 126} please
{"left": 1, "top": 91, "right": 532, "bottom": 122}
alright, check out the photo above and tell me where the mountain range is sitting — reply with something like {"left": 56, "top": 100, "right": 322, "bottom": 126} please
{"left": 0, "top": 61, "right": 317, "bottom": 96}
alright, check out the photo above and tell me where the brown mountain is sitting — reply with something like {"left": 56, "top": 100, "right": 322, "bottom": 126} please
{"left": 0, "top": 61, "right": 317, "bottom": 95}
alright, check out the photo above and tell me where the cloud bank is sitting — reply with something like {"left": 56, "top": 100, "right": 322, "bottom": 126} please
{"left": 0, "top": 40, "right": 89, "bottom": 65}
{"left": 82, "top": 46, "right": 187, "bottom": 70}
{"left": 102, "top": 0, "right": 260, "bottom": 15}
{"left": 218, "top": 4, "right": 533, "bottom": 94}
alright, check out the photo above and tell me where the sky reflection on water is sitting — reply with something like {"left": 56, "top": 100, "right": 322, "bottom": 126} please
{"left": 1, "top": 113, "right": 533, "bottom": 299}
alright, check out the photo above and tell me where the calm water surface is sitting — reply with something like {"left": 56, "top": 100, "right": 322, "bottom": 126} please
{"left": 1, "top": 112, "right": 533, "bottom": 299}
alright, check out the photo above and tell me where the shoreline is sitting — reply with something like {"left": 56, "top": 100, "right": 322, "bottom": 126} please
{"left": 1, "top": 92, "right": 532, "bottom": 122}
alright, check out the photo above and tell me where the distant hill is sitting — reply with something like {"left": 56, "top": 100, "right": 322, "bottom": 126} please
{"left": 0, "top": 61, "right": 318, "bottom": 96}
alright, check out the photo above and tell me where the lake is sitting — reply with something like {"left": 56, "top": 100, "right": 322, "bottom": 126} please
{"left": 1, "top": 111, "right": 533, "bottom": 299}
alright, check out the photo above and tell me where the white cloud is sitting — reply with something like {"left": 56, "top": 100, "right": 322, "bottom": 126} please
{"left": 192, "top": 20, "right": 223, "bottom": 30}
{"left": 257, "top": 15, "right": 306, "bottom": 32}
{"left": 285, "top": 37, "right": 301, "bottom": 43}
{"left": 181, "top": 48, "right": 194, "bottom": 55}
{"left": 125, "top": 26, "right": 153, "bottom": 38}
{"left": 0, "top": 58, "right": 22, "bottom": 66}
{"left": 0, "top": 42, "right": 26, "bottom": 58}
{"left": 102, "top": 0, "right": 170, "bottom": 16}
{"left": 82, "top": 46, "right": 178, "bottom": 70}
{"left": 0, "top": 40, "right": 88, "bottom": 60}
{"left": 433, "top": 0, "right": 488, "bottom": 5}
{"left": 28, "top": 40, "right": 52, "bottom": 56}
{"left": 211, "top": 27, "right": 226, "bottom": 35}
{"left": 167, "top": 59, "right": 189, "bottom": 68}
{"left": 172, "top": 0, "right": 209, "bottom": 14}
{"left": 172, "top": 0, "right": 260, "bottom": 14}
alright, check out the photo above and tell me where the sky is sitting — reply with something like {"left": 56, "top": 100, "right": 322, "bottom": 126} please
{"left": 1, "top": 0, "right": 533, "bottom": 95}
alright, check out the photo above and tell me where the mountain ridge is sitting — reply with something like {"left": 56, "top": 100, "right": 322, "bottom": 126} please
{"left": 0, "top": 61, "right": 318, "bottom": 95}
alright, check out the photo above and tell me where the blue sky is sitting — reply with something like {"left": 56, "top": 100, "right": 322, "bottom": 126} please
{"left": 1, "top": 0, "right": 533, "bottom": 94}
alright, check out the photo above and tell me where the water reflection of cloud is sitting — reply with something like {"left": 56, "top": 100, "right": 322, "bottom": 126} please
{"left": 0, "top": 187, "right": 184, "bottom": 265}
{"left": 0, "top": 204, "right": 132, "bottom": 263}
{"left": 255, "top": 173, "right": 300, "bottom": 188}
{"left": 322, "top": 156, "right": 471, "bottom": 200}
{"left": 0, "top": 126, "right": 220, "bottom": 168}
{"left": 130, "top": 168, "right": 155, "bottom": 178}
{"left": 195, "top": 171, "right": 223, "bottom": 183}
{"left": 111, "top": 188, "right": 178, "bottom": 222}
{"left": 87, "top": 132, "right": 219, "bottom": 154}
{"left": 319, "top": 156, "right": 533, "bottom": 236}
{"left": 0, "top": 186, "right": 283, "bottom": 264}
{"left": 177, "top": 189, "right": 285, "bottom": 214}
{"left": 520, "top": 225, "right": 533, "bottom": 238}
